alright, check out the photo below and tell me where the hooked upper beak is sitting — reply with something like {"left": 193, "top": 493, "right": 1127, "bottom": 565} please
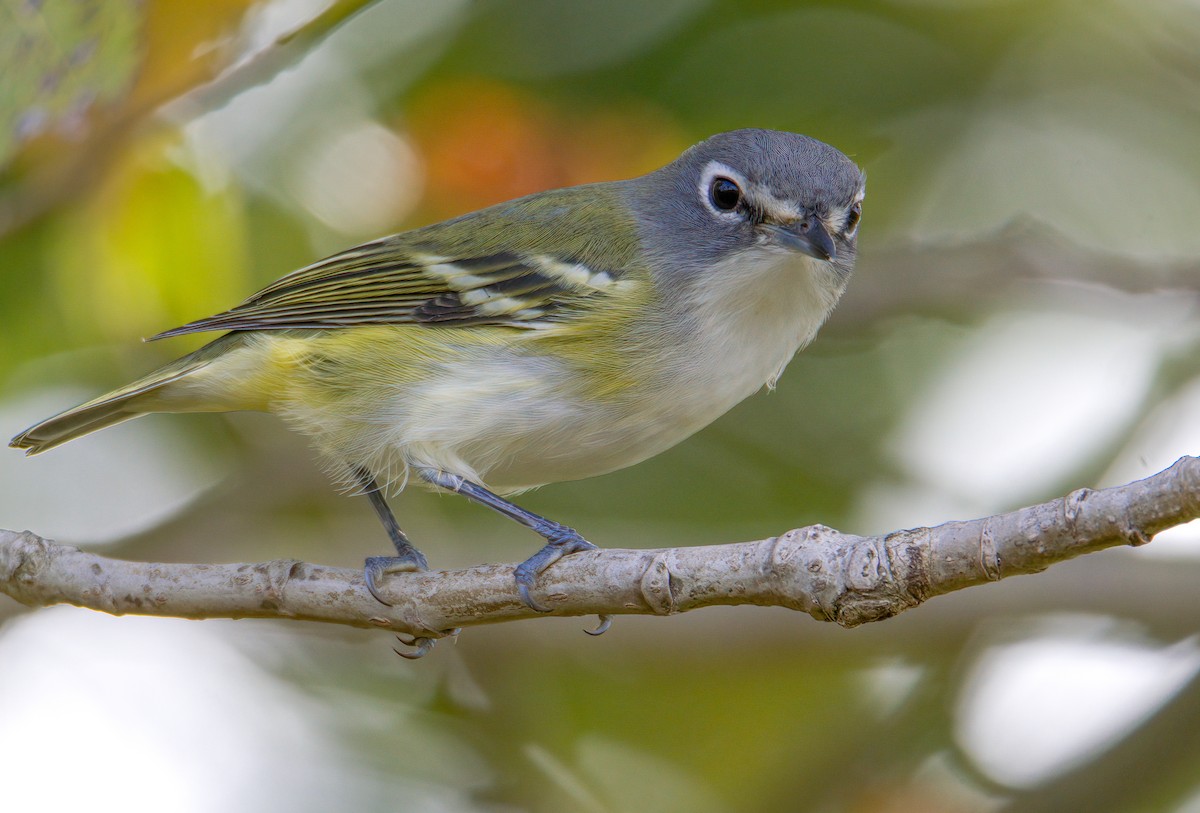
{"left": 766, "top": 218, "right": 836, "bottom": 262}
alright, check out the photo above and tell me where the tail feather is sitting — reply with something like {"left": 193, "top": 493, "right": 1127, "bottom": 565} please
{"left": 12, "top": 404, "right": 140, "bottom": 456}
{"left": 9, "top": 334, "right": 244, "bottom": 456}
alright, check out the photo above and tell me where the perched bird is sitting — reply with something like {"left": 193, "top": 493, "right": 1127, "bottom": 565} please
{"left": 10, "top": 128, "right": 865, "bottom": 643}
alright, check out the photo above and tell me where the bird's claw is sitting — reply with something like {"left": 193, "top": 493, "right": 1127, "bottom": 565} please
{"left": 364, "top": 561, "right": 393, "bottom": 606}
{"left": 585, "top": 615, "right": 613, "bottom": 636}
{"left": 392, "top": 627, "right": 460, "bottom": 660}
{"left": 393, "top": 634, "right": 435, "bottom": 660}
{"left": 517, "top": 580, "right": 552, "bottom": 613}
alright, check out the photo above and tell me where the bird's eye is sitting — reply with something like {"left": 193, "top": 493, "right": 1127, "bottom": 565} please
{"left": 845, "top": 202, "right": 862, "bottom": 235}
{"left": 709, "top": 177, "right": 742, "bottom": 211}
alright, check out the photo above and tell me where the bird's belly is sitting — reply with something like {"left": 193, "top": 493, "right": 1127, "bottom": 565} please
{"left": 397, "top": 354, "right": 722, "bottom": 492}
{"left": 459, "top": 392, "right": 724, "bottom": 491}
{"left": 398, "top": 325, "right": 804, "bottom": 492}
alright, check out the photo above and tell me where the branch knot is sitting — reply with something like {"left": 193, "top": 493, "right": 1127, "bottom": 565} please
{"left": 640, "top": 552, "right": 678, "bottom": 614}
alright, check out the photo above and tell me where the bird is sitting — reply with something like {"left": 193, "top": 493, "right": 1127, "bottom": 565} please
{"left": 10, "top": 128, "right": 865, "bottom": 651}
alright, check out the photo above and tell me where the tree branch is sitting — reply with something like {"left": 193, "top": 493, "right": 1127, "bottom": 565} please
{"left": 159, "top": 0, "right": 380, "bottom": 122}
{"left": 2, "top": 457, "right": 1197, "bottom": 644}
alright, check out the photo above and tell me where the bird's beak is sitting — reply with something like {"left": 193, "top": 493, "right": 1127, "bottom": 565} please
{"left": 766, "top": 219, "right": 836, "bottom": 262}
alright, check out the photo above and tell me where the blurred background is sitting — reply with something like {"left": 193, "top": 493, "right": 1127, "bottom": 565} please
{"left": 3, "top": 1, "right": 1200, "bottom": 810}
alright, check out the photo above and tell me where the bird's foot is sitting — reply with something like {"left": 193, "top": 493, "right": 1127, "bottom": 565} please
{"left": 364, "top": 547, "right": 429, "bottom": 606}
{"left": 514, "top": 532, "right": 613, "bottom": 635}
{"left": 514, "top": 531, "right": 595, "bottom": 611}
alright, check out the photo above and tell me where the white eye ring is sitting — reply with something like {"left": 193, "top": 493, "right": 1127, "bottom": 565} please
{"left": 698, "top": 161, "right": 750, "bottom": 217}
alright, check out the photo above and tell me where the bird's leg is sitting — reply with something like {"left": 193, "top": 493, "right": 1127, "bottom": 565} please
{"left": 417, "top": 468, "right": 612, "bottom": 633}
{"left": 356, "top": 468, "right": 450, "bottom": 658}
{"left": 357, "top": 466, "right": 429, "bottom": 605}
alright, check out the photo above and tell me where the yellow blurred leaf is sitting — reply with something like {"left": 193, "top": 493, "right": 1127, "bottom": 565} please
{"left": 50, "top": 135, "right": 248, "bottom": 342}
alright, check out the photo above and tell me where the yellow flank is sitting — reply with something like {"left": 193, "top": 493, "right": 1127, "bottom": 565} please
{"left": 233, "top": 271, "right": 657, "bottom": 418}
{"left": 526, "top": 279, "right": 658, "bottom": 400}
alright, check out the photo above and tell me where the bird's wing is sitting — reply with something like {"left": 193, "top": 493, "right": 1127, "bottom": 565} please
{"left": 150, "top": 187, "right": 640, "bottom": 340}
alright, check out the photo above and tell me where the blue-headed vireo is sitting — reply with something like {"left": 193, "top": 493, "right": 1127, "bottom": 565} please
{"left": 11, "top": 129, "right": 865, "bottom": 621}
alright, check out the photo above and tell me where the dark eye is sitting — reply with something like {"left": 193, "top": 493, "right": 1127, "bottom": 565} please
{"left": 709, "top": 177, "right": 741, "bottom": 211}
{"left": 845, "top": 201, "right": 862, "bottom": 234}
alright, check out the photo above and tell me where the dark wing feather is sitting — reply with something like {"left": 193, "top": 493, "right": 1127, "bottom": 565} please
{"left": 150, "top": 243, "right": 610, "bottom": 340}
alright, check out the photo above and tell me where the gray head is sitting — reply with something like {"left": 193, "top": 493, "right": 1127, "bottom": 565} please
{"left": 628, "top": 129, "right": 865, "bottom": 283}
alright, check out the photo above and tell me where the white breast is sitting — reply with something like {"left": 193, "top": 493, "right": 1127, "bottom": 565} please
{"left": 662, "top": 248, "right": 847, "bottom": 417}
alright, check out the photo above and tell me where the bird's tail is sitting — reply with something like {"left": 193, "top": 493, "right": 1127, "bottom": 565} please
{"left": 9, "top": 334, "right": 247, "bottom": 456}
